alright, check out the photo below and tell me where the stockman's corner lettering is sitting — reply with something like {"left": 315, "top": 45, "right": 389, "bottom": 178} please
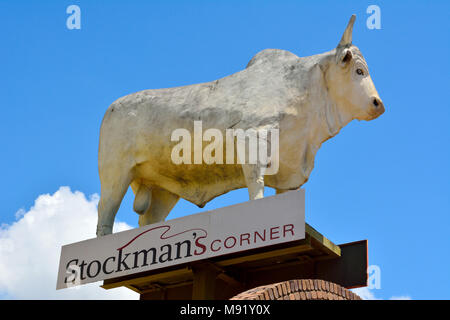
{"left": 57, "top": 189, "right": 305, "bottom": 289}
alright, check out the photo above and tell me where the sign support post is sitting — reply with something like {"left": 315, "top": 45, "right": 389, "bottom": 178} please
{"left": 192, "top": 262, "right": 221, "bottom": 300}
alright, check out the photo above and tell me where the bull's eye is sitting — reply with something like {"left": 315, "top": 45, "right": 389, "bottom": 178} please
{"left": 356, "top": 68, "right": 364, "bottom": 76}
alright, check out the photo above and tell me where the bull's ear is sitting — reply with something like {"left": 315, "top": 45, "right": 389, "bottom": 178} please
{"left": 340, "top": 49, "right": 353, "bottom": 66}
{"left": 337, "top": 14, "right": 356, "bottom": 48}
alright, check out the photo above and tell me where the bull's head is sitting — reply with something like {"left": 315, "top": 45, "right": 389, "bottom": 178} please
{"left": 325, "top": 15, "right": 385, "bottom": 121}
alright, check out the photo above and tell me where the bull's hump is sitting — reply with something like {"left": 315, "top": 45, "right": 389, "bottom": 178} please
{"left": 246, "top": 49, "right": 299, "bottom": 69}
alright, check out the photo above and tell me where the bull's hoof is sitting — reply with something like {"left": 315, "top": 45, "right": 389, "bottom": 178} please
{"left": 96, "top": 225, "right": 113, "bottom": 237}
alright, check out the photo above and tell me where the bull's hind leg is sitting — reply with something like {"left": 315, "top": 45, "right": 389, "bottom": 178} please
{"left": 96, "top": 170, "right": 132, "bottom": 237}
{"left": 138, "top": 187, "right": 179, "bottom": 227}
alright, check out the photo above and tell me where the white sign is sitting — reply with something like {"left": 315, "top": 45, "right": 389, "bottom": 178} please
{"left": 56, "top": 189, "right": 305, "bottom": 289}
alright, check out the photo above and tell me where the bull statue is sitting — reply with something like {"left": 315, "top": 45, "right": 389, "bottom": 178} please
{"left": 96, "top": 15, "right": 384, "bottom": 236}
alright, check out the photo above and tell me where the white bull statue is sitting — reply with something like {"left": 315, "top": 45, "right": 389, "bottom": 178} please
{"left": 97, "top": 15, "right": 385, "bottom": 236}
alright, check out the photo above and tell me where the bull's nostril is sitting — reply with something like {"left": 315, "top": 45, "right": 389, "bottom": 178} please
{"left": 373, "top": 98, "right": 379, "bottom": 107}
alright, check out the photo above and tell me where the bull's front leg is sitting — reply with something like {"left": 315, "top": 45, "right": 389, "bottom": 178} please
{"left": 242, "top": 164, "right": 265, "bottom": 200}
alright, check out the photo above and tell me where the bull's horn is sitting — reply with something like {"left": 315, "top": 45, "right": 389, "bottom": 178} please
{"left": 337, "top": 14, "right": 356, "bottom": 48}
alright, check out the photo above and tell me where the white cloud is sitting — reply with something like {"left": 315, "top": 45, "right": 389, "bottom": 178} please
{"left": 14, "top": 208, "right": 26, "bottom": 220}
{"left": 0, "top": 187, "right": 138, "bottom": 300}
{"left": 352, "top": 287, "right": 412, "bottom": 300}
{"left": 352, "top": 287, "right": 378, "bottom": 300}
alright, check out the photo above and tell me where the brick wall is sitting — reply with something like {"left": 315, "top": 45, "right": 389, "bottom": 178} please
{"left": 230, "top": 279, "right": 362, "bottom": 300}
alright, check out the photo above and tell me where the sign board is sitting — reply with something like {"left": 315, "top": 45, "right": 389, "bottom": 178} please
{"left": 56, "top": 189, "right": 305, "bottom": 289}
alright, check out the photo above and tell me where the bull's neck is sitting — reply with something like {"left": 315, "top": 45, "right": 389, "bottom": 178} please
{"left": 309, "top": 52, "right": 353, "bottom": 145}
{"left": 319, "top": 95, "right": 353, "bottom": 142}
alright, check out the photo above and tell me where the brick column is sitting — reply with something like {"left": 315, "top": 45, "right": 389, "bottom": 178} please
{"left": 230, "top": 279, "right": 362, "bottom": 300}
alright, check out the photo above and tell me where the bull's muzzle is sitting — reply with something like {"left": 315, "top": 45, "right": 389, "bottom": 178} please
{"left": 369, "top": 96, "right": 385, "bottom": 119}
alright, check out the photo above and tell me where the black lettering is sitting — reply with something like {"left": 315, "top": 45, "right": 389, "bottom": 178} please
{"left": 64, "top": 259, "right": 79, "bottom": 284}
{"left": 174, "top": 240, "right": 192, "bottom": 260}
{"left": 102, "top": 256, "right": 115, "bottom": 274}
{"left": 133, "top": 248, "right": 158, "bottom": 268}
{"left": 117, "top": 249, "right": 131, "bottom": 271}
{"left": 87, "top": 260, "right": 101, "bottom": 278}
{"left": 159, "top": 244, "right": 173, "bottom": 263}
{"left": 79, "top": 260, "right": 87, "bottom": 280}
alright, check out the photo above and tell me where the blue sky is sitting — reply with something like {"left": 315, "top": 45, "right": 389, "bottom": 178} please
{"left": 0, "top": 0, "right": 449, "bottom": 299}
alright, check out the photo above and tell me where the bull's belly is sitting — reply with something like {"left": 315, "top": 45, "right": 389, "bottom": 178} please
{"left": 134, "top": 160, "right": 247, "bottom": 206}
